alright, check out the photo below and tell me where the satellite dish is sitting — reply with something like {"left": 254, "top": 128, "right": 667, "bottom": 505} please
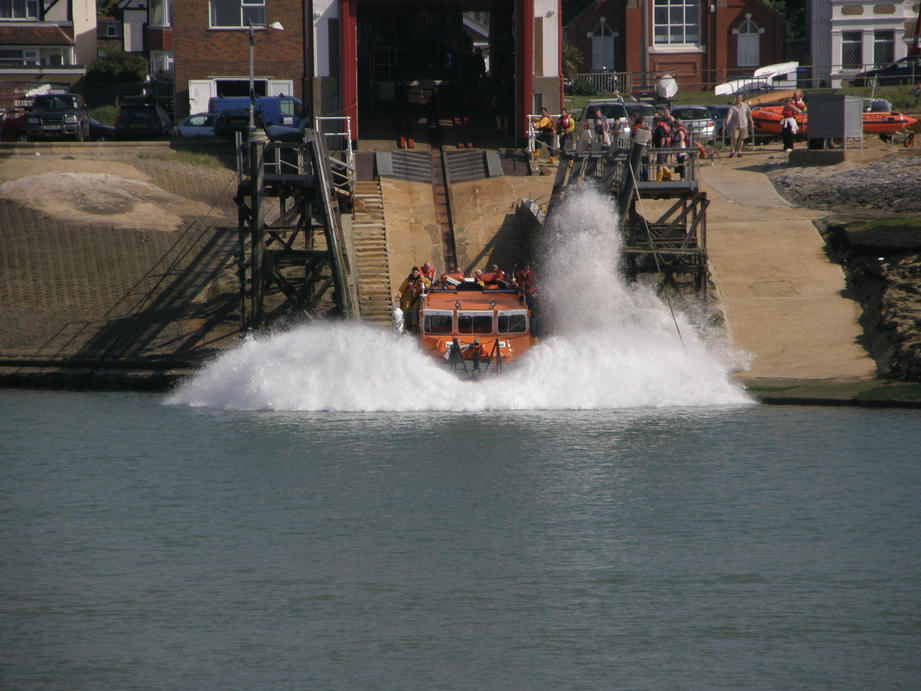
{"left": 655, "top": 74, "right": 678, "bottom": 101}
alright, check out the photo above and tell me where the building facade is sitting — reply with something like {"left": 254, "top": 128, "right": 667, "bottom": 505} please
{"left": 0, "top": 0, "right": 96, "bottom": 109}
{"left": 172, "top": 0, "right": 562, "bottom": 143}
{"left": 808, "top": 0, "right": 919, "bottom": 87}
{"left": 173, "top": 0, "right": 306, "bottom": 117}
{"left": 565, "top": 0, "right": 785, "bottom": 92}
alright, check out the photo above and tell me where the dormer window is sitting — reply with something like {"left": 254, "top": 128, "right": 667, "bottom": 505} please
{"left": 0, "top": 0, "right": 39, "bottom": 19}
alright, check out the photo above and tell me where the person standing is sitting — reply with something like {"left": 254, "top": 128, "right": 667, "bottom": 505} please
{"left": 591, "top": 108, "right": 609, "bottom": 146}
{"left": 556, "top": 108, "right": 575, "bottom": 152}
{"left": 725, "top": 94, "right": 754, "bottom": 158}
{"left": 780, "top": 98, "right": 799, "bottom": 153}
{"left": 534, "top": 107, "right": 554, "bottom": 160}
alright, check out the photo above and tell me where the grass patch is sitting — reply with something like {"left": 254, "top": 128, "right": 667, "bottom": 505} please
{"left": 853, "top": 383, "right": 921, "bottom": 402}
{"left": 849, "top": 217, "right": 921, "bottom": 232}
{"left": 137, "top": 150, "right": 229, "bottom": 169}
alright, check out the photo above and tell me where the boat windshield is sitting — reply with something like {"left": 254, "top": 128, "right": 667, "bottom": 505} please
{"left": 498, "top": 310, "right": 528, "bottom": 334}
{"left": 423, "top": 311, "right": 453, "bottom": 334}
{"left": 458, "top": 311, "right": 493, "bottom": 335}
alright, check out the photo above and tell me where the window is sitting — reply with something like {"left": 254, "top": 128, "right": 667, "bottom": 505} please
{"left": 841, "top": 30, "right": 863, "bottom": 69}
{"left": 653, "top": 0, "right": 699, "bottom": 46}
{"left": 0, "top": 48, "right": 38, "bottom": 66}
{"left": 210, "top": 0, "right": 265, "bottom": 28}
{"left": 874, "top": 30, "right": 894, "bottom": 67}
{"left": 423, "top": 314, "right": 453, "bottom": 335}
{"left": 498, "top": 313, "right": 527, "bottom": 334}
{"left": 736, "top": 16, "right": 759, "bottom": 67}
{"left": 590, "top": 19, "right": 616, "bottom": 71}
{"left": 458, "top": 313, "right": 493, "bottom": 335}
{"left": 150, "top": 0, "right": 171, "bottom": 27}
{"left": 0, "top": 0, "right": 39, "bottom": 19}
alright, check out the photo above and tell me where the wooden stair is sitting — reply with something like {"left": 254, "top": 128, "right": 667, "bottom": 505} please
{"left": 351, "top": 180, "right": 394, "bottom": 325}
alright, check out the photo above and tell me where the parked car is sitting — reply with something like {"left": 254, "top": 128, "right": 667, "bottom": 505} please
{"left": 24, "top": 93, "right": 91, "bottom": 141}
{"left": 852, "top": 55, "right": 921, "bottom": 86}
{"left": 115, "top": 99, "right": 173, "bottom": 140}
{"left": 579, "top": 99, "right": 630, "bottom": 142}
{"left": 89, "top": 118, "right": 116, "bottom": 141}
{"left": 176, "top": 112, "right": 217, "bottom": 138}
{"left": 707, "top": 105, "right": 730, "bottom": 139}
{"left": 625, "top": 102, "right": 655, "bottom": 128}
{"left": 1, "top": 112, "right": 28, "bottom": 141}
{"left": 213, "top": 108, "right": 258, "bottom": 139}
{"left": 669, "top": 105, "right": 715, "bottom": 142}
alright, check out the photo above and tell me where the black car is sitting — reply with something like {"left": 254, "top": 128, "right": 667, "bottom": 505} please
{"left": 853, "top": 55, "right": 921, "bottom": 86}
{"left": 115, "top": 100, "right": 173, "bottom": 139}
{"left": 25, "top": 93, "right": 91, "bottom": 141}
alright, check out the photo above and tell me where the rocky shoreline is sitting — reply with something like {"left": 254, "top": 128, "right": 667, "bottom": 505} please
{"left": 769, "top": 153, "right": 921, "bottom": 381}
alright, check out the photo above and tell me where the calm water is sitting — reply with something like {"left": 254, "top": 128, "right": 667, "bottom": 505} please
{"left": 2, "top": 391, "right": 920, "bottom": 689}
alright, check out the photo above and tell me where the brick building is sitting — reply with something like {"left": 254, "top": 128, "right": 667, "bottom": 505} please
{"left": 565, "top": 0, "right": 785, "bottom": 92}
{"left": 173, "top": 1, "right": 306, "bottom": 116}
{"left": 172, "top": 0, "right": 563, "bottom": 145}
{"left": 0, "top": 0, "right": 96, "bottom": 110}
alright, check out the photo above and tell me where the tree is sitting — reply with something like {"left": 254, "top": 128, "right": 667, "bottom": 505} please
{"left": 760, "top": 0, "right": 806, "bottom": 42}
{"left": 563, "top": 40, "right": 584, "bottom": 79}
{"left": 86, "top": 49, "right": 148, "bottom": 83}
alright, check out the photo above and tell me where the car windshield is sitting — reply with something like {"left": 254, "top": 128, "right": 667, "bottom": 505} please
{"left": 584, "top": 103, "right": 627, "bottom": 120}
{"left": 626, "top": 104, "right": 655, "bottom": 117}
{"left": 34, "top": 95, "right": 78, "bottom": 110}
{"left": 670, "top": 107, "right": 709, "bottom": 120}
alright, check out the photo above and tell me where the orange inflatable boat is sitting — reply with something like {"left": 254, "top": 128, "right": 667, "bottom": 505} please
{"left": 415, "top": 275, "right": 535, "bottom": 376}
{"left": 751, "top": 105, "right": 917, "bottom": 137}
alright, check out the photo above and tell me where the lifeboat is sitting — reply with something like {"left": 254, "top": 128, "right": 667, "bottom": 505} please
{"left": 415, "top": 274, "right": 535, "bottom": 376}
{"left": 751, "top": 105, "right": 918, "bottom": 137}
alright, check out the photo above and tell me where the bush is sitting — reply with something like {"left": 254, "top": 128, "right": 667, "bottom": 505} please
{"left": 86, "top": 49, "right": 148, "bottom": 83}
{"left": 572, "top": 80, "right": 597, "bottom": 96}
{"left": 89, "top": 105, "right": 117, "bottom": 126}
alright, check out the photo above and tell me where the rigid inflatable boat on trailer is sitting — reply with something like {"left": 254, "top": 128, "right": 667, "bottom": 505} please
{"left": 416, "top": 273, "right": 535, "bottom": 377}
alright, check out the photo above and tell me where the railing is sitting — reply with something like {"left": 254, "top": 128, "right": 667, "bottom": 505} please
{"left": 315, "top": 116, "right": 355, "bottom": 200}
{"left": 568, "top": 63, "right": 916, "bottom": 97}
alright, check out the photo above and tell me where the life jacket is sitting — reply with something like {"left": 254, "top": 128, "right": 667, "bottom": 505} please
{"left": 557, "top": 114, "right": 574, "bottom": 134}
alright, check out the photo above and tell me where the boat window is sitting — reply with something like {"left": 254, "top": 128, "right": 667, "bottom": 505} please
{"left": 498, "top": 312, "right": 528, "bottom": 334}
{"left": 458, "top": 312, "right": 493, "bottom": 334}
{"left": 423, "top": 313, "right": 453, "bottom": 334}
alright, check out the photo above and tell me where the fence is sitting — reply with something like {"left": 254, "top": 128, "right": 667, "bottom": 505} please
{"left": 571, "top": 63, "right": 915, "bottom": 97}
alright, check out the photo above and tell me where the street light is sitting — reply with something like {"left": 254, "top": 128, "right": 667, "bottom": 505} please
{"left": 248, "top": 20, "right": 285, "bottom": 134}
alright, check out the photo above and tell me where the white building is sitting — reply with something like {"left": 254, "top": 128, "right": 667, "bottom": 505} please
{"left": 809, "top": 0, "right": 919, "bottom": 86}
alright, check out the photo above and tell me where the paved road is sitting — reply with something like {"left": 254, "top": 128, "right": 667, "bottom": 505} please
{"left": 699, "top": 148, "right": 878, "bottom": 381}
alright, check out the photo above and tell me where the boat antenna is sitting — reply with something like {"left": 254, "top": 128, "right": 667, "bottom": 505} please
{"left": 627, "top": 158, "right": 686, "bottom": 349}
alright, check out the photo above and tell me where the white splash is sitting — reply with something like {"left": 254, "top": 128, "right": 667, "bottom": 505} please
{"left": 167, "top": 187, "right": 751, "bottom": 411}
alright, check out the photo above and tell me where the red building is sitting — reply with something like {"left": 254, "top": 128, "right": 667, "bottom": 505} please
{"left": 565, "top": 0, "right": 785, "bottom": 92}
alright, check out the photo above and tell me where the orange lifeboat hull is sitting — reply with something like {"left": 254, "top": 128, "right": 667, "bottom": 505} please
{"left": 416, "top": 283, "right": 534, "bottom": 375}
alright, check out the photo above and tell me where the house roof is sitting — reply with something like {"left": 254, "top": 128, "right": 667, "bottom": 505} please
{"left": 0, "top": 25, "right": 74, "bottom": 47}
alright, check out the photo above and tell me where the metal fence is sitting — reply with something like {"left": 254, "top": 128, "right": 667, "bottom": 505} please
{"left": 571, "top": 63, "right": 919, "bottom": 97}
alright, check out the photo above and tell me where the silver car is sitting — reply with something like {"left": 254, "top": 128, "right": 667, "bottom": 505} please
{"left": 668, "top": 105, "right": 715, "bottom": 142}
{"left": 579, "top": 100, "right": 630, "bottom": 143}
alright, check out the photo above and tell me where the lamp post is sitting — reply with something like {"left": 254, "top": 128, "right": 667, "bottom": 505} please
{"left": 248, "top": 20, "right": 285, "bottom": 135}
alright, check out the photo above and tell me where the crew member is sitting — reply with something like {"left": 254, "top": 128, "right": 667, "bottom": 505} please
{"left": 397, "top": 266, "right": 430, "bottom": 333}
{"left": 556, "top": 108, "right": 575, "bottom": 152}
